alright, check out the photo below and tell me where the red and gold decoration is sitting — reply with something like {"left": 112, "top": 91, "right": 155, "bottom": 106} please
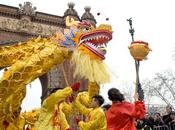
{"left": 128, "top": 40, "right": 151, "bottom": 61}
{"left": 0, "top": 13, "right": 113, "bottom": 129}
{"left": 127, "top": 18, "right": 151, "bottom": 101}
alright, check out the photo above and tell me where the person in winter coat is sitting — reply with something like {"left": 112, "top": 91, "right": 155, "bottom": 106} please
{"left": 106, "top": 88, "right": 146, "bottom": 130}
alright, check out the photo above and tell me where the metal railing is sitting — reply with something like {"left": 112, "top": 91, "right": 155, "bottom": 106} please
{"left": 137, "top": 124, "right": 175, "bottom": 130}
{"left": 153, "top": 125, "right": 169, "bottom": 130}
{"left": 169, "top": 123, "right": 175, "bottom": 130}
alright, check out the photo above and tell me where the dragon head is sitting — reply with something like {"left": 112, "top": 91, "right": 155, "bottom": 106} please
{"left": 58, "top": 16, "right": 113, "bottom": 84}
{"left": 65, "top": 16, "right": 112, "bottom": 60}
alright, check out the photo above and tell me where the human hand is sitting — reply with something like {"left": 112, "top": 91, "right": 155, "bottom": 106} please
{"left": 66, "top": 95, "right": 74, "bottom": 103}
{"left": 3, "top": 120, "right": 9, "bottom": 128}
{"left": 137, "top": 83, "right": 144, "bottom": 101}
{"left": 66, "top": 128, "right": 73, "bottom": 130}
{"left": 75, "top": 116, "right": 81, "bottom": 125}
{"left": 134, "top": 92, "right": 139, "bottom": 101}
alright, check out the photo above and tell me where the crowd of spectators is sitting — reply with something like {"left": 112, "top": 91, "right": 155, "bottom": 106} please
{"left": 136, "top": 105, "right": 175, "bottom": 130}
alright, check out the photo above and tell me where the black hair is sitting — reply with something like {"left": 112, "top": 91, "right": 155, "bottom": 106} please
{"left": 92, "top": 95, "right": 104, "bottom": 106}
{"left": 154, "top": 112, "right": 161, "bottom": 116}
{"left": 170, "top": 111, "right": 175, "bottom": 115}
{"left": 108, "top": 88, "right": 125, "bottom": 102}
{"left": 102, "top": 104, "right": 111, "bottom": 110}
{"left": 49, "top": 87, "right": 61, "bottom": 95}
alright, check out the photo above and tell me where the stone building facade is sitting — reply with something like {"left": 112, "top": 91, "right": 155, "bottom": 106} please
{"left": 0, "top": 2, "right": 96, "bottom": 102}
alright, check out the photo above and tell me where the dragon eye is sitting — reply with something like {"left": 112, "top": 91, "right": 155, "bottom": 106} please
{"left": 82, "top": 27, "right": 90, "bottom": 31}
{"left": 85, "top": 27, "right": 92, "bottom": 31}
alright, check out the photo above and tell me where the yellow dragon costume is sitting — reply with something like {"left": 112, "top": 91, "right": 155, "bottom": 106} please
{"left": 75, "top": 83, "right": 107, "bottom": 130}
{"left": 35, "top": 87, "right": 73, "bottom": 130}
{"left": 0, "top": 15, "right": 113, "bottom": 129}
{"left": 22, "top": 109, "right": 40, "bottom": 130}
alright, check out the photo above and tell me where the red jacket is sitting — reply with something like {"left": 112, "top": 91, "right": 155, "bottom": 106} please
{"left": 106, "top": 101, "right": 145, "bottom": 130}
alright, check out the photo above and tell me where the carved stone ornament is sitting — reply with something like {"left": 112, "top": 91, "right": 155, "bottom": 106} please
{"left": 47, "top": 65, "right": 62, "bottom": 89}
{"left": 18, "top": 2, "right": 36, "bottom": 16}
{"left": 0, "top": 17, "right": 60, "bottom": 36}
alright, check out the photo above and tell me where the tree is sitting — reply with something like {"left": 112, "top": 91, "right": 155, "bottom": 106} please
{"left": 120, "top": 82, "right": 135, "bottom": 102}
{"left": 142, "top": 69, "right": 175, "bottom": 110}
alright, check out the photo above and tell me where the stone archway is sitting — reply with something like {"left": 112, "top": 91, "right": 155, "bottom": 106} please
{"left": 0, "top": 2, "right": 89, "bottom": 102}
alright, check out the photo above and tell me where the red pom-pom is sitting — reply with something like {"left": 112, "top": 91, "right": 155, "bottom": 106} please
{"left": 71, "top": 82, "right": 80, "bottom": 91}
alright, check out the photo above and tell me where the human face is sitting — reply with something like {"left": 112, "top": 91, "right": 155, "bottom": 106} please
{"left": 166, "top": 106, "right": 172, "bottom": 114}
{"left": 144, "top": 113, "right": 149, "bottom": 119}
{"left": 154, "top": 113, "right": 161, "bottom": 121}
{"left": 90, "top": 98, "right": 99, "bottom": 108}
{"left": 170, "top": 114, "right": 175, "bottom": 119}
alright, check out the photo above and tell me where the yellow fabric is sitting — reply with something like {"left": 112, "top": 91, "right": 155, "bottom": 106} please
{"left": 22, "top": 109, "right": 40, "bottom": 130}
{"left": 75, "top": 92, "right": 92, "bottom": 116}
{"left": 6, "top": 115, "right": 25, "bottom": 130}
{"left": 79, "top": 107, "right": 107, "bottom": 130}
{"left": 35, "top": 87, "right": 72, "bottom": 130}
{"left": 15, "top": 116, "right": 25, "bottom": 130}
{"left": 88, "top": 82, "right": 100, "bottom": 102}
{"left": 75, "top": 82, "right": 100, "bottom": 109}
{"left": 60, "top": 102, "right": 72, "bottom": 115}
{"left": 75, "top": 82, "right": 106, "bottom": 130}
{"left": 75, "top": 82, "right": 100, "bottom": 115}
{"left": 6, "top": 122, "right": 18, "bottom": 130}
{"left": 23, "top": 109, "right": 40, "bottom": 124}
{"left": 0, "top": 40, "right": 71, "bottom": 126}
{"left": 71, "top": 50, "right": 110, "bottom": 84}
{"left": 0, "top": 22, "right": 112, "bottom": 129}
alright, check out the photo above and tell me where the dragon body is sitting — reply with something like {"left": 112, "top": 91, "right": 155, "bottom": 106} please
{"left": 0, "top": 16, "right": 112, "bottom": 128}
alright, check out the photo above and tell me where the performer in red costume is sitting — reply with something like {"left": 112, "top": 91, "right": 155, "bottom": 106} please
{"left": 106, "top": 88, "right": 145, "bottom": 130}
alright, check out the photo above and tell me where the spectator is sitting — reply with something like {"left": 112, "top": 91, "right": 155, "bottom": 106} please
{"left": 136, "top": 119, "right": 144, "bottom": 129}
{"left": 142, "top": 113, "right": 154, "bottom": 130}
{"left": 169, "top": 112, "right": 175, "bottom": 130}
{"left": 153, "top": 112, "right": 164, "bottom": 127}
{"left": 162, "top": 105, "right": 173, "bottom": 126}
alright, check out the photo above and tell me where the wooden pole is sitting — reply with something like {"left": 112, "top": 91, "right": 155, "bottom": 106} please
{"left": 127, "top": 18, "right": 144, "bottom": 100}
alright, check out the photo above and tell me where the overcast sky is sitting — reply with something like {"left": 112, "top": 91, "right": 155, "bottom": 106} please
{"left": 1, "top": 0, "right": 175, "bottom": 111}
